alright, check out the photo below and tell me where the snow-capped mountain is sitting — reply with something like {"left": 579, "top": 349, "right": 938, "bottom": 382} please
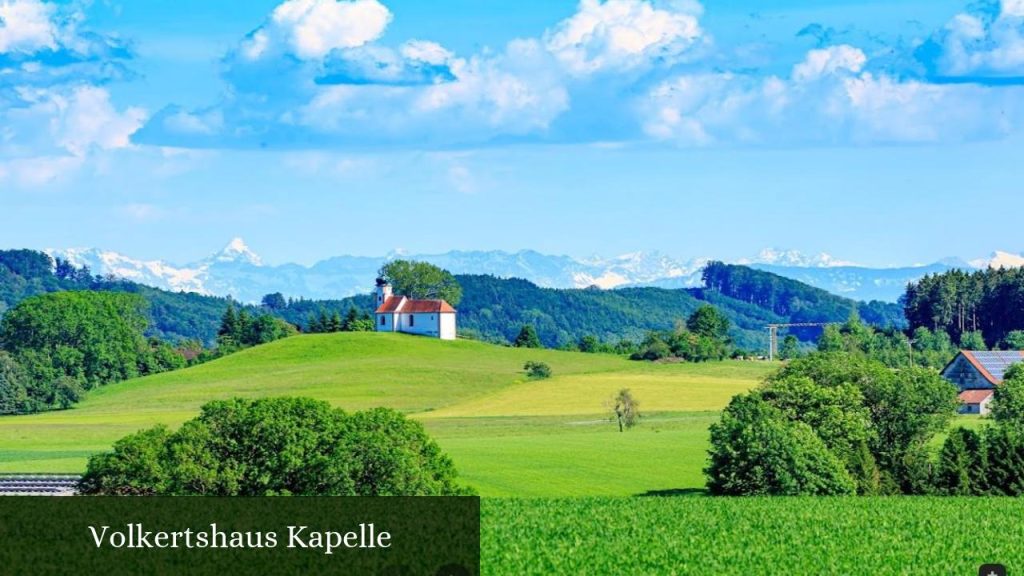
{"left": 46, "top": 240, "right": 704, "bottom": 303}
{"left": 749, "top": 262, "right": 958, "bottom": 302}
{"left": 44, "top": 240, "right": 1009, "bottom": 304}
{"left": 970, "top": 250, "right": 1024, "bottom": 270}
{"left": 738, "top": 248, "right": 859, "bottom": 268}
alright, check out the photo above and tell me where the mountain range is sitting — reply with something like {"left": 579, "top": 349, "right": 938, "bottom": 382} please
{"left": 45, "top": 239, "right": 1021, "bottom": 304}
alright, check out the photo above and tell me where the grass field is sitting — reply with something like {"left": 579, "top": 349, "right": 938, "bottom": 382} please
{"left": 1, "top": 332, "right": 1010, "bottom": 575}
{"left": 0, "top": 332, "right": 773, "bottom": 495}
{"left": 481, "top": 497, "right": 1024, "bottom": 575}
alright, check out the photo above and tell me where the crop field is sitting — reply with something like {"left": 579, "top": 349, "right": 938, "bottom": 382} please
{"left": 481, "top": 497, "right": 1024, "bottom": 575}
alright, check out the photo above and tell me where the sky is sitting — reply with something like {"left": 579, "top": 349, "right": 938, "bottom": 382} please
{"left": 1, "top": 0, "right": 1023, "bottom": 267}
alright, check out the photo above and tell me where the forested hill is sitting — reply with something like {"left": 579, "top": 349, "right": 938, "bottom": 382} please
{"left": 455, "top": 270, "right": 904, "bottom": 349}
{"left": 700, "top": 262, "right": 903, "bottom": 328}
{"left": 1, "top": 249, "right": 902, "bottom": 351}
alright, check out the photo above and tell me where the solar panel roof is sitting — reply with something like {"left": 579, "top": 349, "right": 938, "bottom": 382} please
{"left": 964, "top": 350, "right": 1024, "bottom": 382}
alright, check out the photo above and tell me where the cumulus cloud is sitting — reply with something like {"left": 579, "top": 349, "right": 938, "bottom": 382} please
{"left": 0, "top": 0, "right": 57, "bottom": 53}
{"left": 317, "top": 41, "right": 456, "bottom": 86}
{"left": 233, "top": 0, "right": 391, "bottom": 64}
{"left": 129, "top": 0, "right": 1024, "bottom": 150}
{"left": 138, "top": 0, "right": 572, "bottom": 148}
{"left": 792, "top": 45, "right": 866, "bottom": 82}
{"left": 0, "top": 0, "right": 145, "bottom": 187}
{"left": 640, "top": 44, "right": 1021, "bottom": 145}
{"left": 545, "top": 0, "right": 706, "bottom": 75}
{"left": 0, "top": 0, "right": 133, "bottom": 90}
{"left": 916, "top": 0, "right": 1024, "bottom": 82}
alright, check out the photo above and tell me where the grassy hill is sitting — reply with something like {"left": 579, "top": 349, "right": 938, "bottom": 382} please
{"left": 0, "top": 332, "right": 773, "bottom": 495}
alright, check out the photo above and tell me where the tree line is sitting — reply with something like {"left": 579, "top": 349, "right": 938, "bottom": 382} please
{"left": 935, "top": 364, "right": 1024, "bottom": 495}
{"left": 905, "top": 267, "right": 1024, "bottom": 349}
{"left": 707, "top": 352, "right": 960, "bottom": 495}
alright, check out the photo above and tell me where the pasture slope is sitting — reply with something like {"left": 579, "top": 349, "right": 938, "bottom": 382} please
{"left": 1, "top": 333, "right": 1019, "bottom": 574}
{"left": 0, "top": 332, "right": 768, "bottom": 494}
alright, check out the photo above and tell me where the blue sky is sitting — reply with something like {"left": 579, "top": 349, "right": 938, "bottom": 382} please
{"left": 2, "top": 0, "right": 1023, "bottom": 266}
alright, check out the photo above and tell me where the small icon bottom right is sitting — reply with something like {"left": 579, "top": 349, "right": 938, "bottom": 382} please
{"left": 980, "top": 564, "right": 1007, "bottom": 576}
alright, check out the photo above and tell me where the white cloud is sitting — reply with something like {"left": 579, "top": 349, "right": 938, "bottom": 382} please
{"left": 132, "top": 0, "right": 1024, "bottom": 149}
{"left": 53, "top": 86, "right": 147, "bottom": 154}
{"left": 0, "top": 154, "right": 82, "bottom": 186}
{"left": 545, "top": 0, "right": 705, "bottom": 75}
{"left": 1004, "top": 0, "right": 1024, "bottom": 18}
{"left": 401, "top": 40, "right": 452, "bottom": 66}
{"left": 792, "top": 45, "right": 866, "bottom": 82}
{"left": 257, "top": 0, "right": 391, "bottom": 60}
{"left": 922, "top": 2, "right": 1024, "bottom": 80}
{"left": 640, "top": 45, "right": 1021, "bottom": 145}
{"left": 0, "top": 0, "right": 57, "bottom": 54}
{"left": 0, "top": 0, "right": 147, "bottom": 187}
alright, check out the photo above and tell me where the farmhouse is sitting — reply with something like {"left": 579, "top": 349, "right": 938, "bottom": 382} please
{"left": 941, "top": 350, "right": 1024, "bottom": 415}
{"left": 373, "top": 279, "right": 457, "bottom": 340}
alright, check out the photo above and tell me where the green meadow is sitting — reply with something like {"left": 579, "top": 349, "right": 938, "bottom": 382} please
{"left": 0, "top": 332, "right": 772, "bottom": 496}
{"left": 3, "top": 332, "right": 1014, "bottom": 575}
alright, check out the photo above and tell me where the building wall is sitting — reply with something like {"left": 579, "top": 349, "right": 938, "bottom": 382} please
{"left": 376, "top": 313, "right": 398, "bottom": 332}
{"left": 397, "top": 313, "right": 442, "bottom": 337}
{"left": 942, "top": 355, "right": 995, "bottom": 390}
{"left": 980, "top": 396, "right": 994, "bottom": 416}
{"left": 440, "top": 313, "right": 457, "bottom": 340}
{"left": 377, "top": 309, "right": 457, "bottom": 339}
{"left": 960, "top": 403, "right": 982, "bottom": 415}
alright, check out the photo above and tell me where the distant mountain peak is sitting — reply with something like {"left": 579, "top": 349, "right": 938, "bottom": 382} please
{"left": 970, "top": 250, "right": 1024, "bottom": 270}
{"left": 212, "top": 237, "right": 262, "bottom": 266}
{"left": 740, "top": 248, "right": 859, "bottom": 268}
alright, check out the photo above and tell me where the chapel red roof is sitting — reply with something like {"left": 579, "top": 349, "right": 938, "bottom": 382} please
{"left": 375, "top": 296, "right": 455, "bottom": 314}
{"left": 375, "top": 296, "right": 406, "bottom": 314}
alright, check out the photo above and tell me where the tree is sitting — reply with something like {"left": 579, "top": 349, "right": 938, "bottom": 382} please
{"left": 344, "top": 408, "right": 467, "bottom": 496}
{"left": 261, "top": 292, "right": 287, "bottom": 311}
{"left": 817, "top": 325, "right": 845, "bottom": 353}
{"left": 706, "top": 395, "right": 856, "bottom": 496}
{"left": 936, "top": 427, "right": 987, "bottom": 495}
{"left": 342, "top": 307, "right": 360, "bottom": 331}
{"left": 612, "top": 388, "right": 640, "bottom": 432}
{"left": 80, "top": 397, "right": 469, "bottom": 496}
{"left": 766, "top": 353, "right": 959, "bottom": 493}
{"left": 1003, "top": 330, "right": 1024, "bottom": 350}
{"left": 78, "top": 426, "right": 172, "bottom": 495}
{"left": 378, "top": 260, "right": 462, "bottom": 306}
{"left": 983, "top": 425, "right": 1024, "bottom": 496}
{"left": 960, "top": 330, "right": 987, "bottom": 350}
{"left": 757, "top": 376, "right": 877, "bottom": 494}
{"left": 524, "top": 361, "right": 551, "bottom": 379}
{"left": 320, "top": 311, "right": 338, "bottom": 333}
{"left": 686, "top": 305, "right": 730, "bottom": 340}
{"left": 780, "top": 335, "right": 801, "bottom": 360}
{"left": 578, "top": 335, "right": 601, "bottom": 353}
{"left": 0, "top": 292, "right": 150, "bottom": 407}
{"left": 991, "top": 365, "right": 1024, "bottom": 426}
{"left": 217, "top": 303, "right": 240, "bottom": 345}
{"left": 514, "top": 325, "right": 542, "bottom": 348}
{"left": 0, "top": 352, "right": 29, "bottom": 415}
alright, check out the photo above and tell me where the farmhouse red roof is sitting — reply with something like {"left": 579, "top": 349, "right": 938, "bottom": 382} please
{"left": 958, "top": 389, "right": 994, "bottom": 405}
{"left": 375, "top": 296, "right": 455, "bottom": 314}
